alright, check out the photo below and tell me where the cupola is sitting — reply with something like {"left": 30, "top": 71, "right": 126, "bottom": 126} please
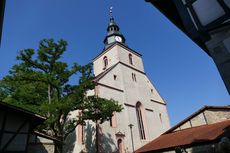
{"left": 104, "top": 7, "right": 127, "bottom": 50}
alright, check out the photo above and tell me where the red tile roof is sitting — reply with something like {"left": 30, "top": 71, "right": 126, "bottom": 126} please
{"left": 135, "top": 120, "right": 230, "bottom": 153}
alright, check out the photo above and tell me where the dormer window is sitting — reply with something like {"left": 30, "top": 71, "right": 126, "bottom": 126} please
{"left": 103, "top": 56, "right": 108, "bottom": 69}
{"left": 129, "top": 54, "right": 133, "bottom": 65}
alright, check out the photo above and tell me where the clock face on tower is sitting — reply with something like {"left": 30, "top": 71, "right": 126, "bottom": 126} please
{"left": 115, "top": 36, "right": 122, "bottom": 42}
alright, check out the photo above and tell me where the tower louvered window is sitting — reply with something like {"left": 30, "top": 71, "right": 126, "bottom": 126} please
{"left": 103, "top": 56, "right": 108, "bottom": 68}
{"left": 129, "top": 53, "right": 133, "bottom": 65}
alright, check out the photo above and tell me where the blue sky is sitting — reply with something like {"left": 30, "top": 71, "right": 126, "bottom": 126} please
{"left": 1, "top": 0, "right": 229, "bottom": 127}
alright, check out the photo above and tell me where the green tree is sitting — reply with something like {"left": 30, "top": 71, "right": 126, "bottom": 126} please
{"left": 0, "top": 39, "right": 123, "bottom": 153}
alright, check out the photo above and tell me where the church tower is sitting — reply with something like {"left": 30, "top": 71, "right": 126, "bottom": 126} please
{"left": 91, "top": 12, "right": 171, "bottom": 152}
{"left": 66, "top": 11, "right": 171, "bottom": 153}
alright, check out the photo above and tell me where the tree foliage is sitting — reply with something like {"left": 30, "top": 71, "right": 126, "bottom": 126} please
{"left": 0, "top": 39, "right": 123, "bottom": 153}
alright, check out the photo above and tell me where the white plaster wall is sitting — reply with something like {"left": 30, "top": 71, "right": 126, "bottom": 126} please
{"left": 93, "top": 45, "right": 120, "bottom": 76}
{"left": 120, "top": 64, "right": 165, "bottom": 107}
{"left": 97, "top": 64, "right": 125, "bottom": 91}
{"left": 190, "top": 113, "right": 206, "bottom": 127}
{"left": 97, "top": 85, "right": 127, "bottom": 152}
{"left": 64, "top": 110, "right": 97, "bottom": 153}
{"left": 118, "top": 46, "right": 144, "bottom": 72}
{"left": 147, "top": 103, "right": 171, "bottom": 138}
{"left": 64, "top": 110, "right": 83, "bottom": 153}
{"left": 93, "top": 44, "right": 145, "bottom": 76}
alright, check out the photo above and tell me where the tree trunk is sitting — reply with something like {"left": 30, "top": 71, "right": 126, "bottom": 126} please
{"left": 54, "top": 142, "right": 63, "bottom": 153}
{"left": 48, "top": 84, "right": 52, "bottom": 104}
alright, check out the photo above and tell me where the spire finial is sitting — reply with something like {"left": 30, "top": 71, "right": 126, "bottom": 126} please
{"left": 110, "top": 6, "right": 113, "bottom": 17}
{"left": 109, "top": 6, "right": 114, "bottom": 22}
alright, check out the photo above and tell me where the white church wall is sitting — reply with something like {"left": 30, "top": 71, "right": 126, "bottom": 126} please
{"left": 97, "top": 64, "right": 125, "bottom": 91}
{"left": 97, "top": 85, "right": 128, "bottom": 152}
{"left": 150, "top": 103, "right": 171, "bottom": 133}
{"left": 118, "top": 45, "right": 144, "bottom": 72}
{"left": 119, "top": 62, "right": 170, "bottom": 148}
{"left": 125, "top": 105, "right": 145, "bottom": 151}
{"left": 93, "top": 45, "right": 120, "bottom": 76}
{"left": 64, "top": 110, "right": 97, "bottom": 153}
{"left": 97, "top": 60, "right": 169, "bottom": 152}
{"left": 75, "top": 42, "right": 171, "bottom": 153}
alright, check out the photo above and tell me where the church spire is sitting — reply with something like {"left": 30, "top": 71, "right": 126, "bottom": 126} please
{"left": 104, "top": 7, "right": 126, "bottom": 50}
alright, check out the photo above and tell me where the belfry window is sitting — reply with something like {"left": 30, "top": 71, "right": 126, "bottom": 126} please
{"left": 129, "top": 54, "right": 133, "bottom": 65}
{"left": 103, "top": 56, "right": 108, "bottom": 68}
{"left": 136, "top": 102, "right": 146, "bottom": 140}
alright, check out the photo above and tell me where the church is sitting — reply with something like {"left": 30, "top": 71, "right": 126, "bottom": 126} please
{"left": 65, "top": 13, "right": 171, "bottom": 153}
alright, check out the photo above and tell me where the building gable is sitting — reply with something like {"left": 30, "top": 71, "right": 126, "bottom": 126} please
{"left": 165, "top": 106, "right": 230, "bottom": 133}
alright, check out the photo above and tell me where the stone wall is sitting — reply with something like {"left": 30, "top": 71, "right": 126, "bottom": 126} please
{"left": 204, "top": 109, "right": 230, "bottom": 124}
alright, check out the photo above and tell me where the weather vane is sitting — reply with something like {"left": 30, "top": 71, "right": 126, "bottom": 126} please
{"left": 110, "top": 6, "right": 113, "bottom": 17}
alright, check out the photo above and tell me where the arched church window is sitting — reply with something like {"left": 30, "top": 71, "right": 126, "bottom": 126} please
{"left": 103, "top": 56, "right": 108, "bottom": 68}
{"left": 136, "top": 102, "right": 146, "bottom": 140}
{"left": 117, "top": 139, "right": 123, "bottom": 153}
{"left": 129, "top": 54, "right": 133, "bottom": 65}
